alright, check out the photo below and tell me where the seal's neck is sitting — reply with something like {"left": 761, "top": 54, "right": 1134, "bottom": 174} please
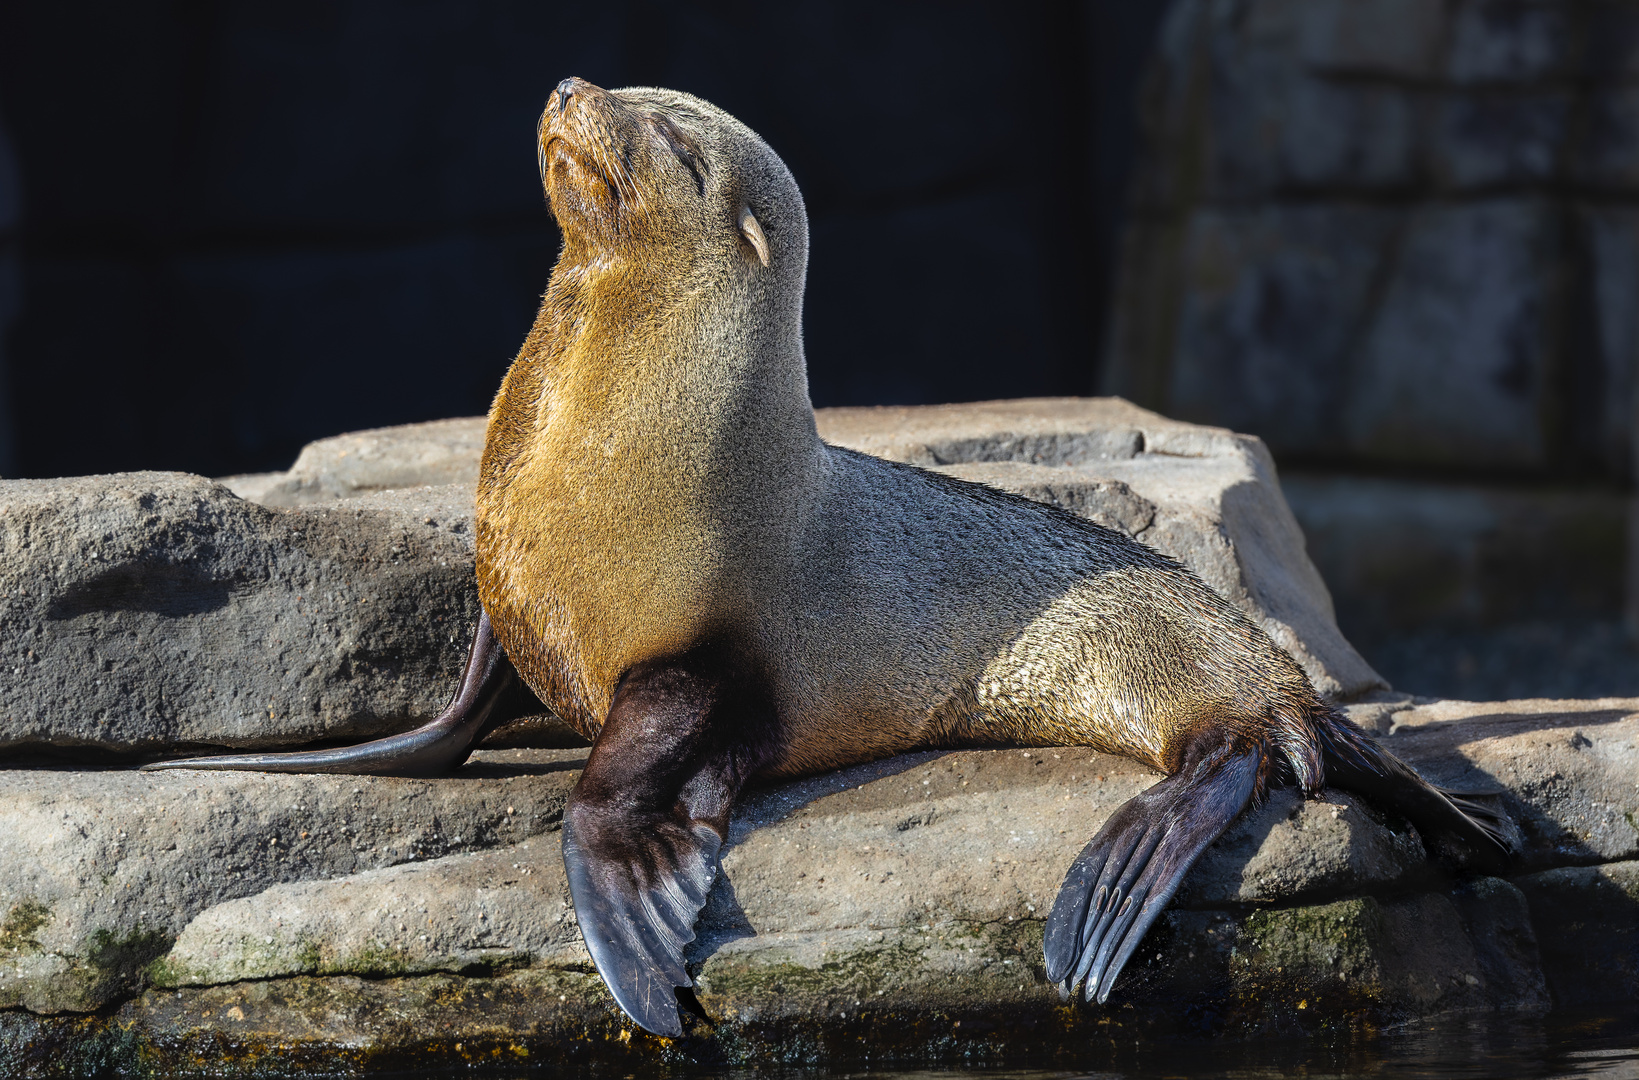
{"left": 484, "top": 247, "right": 823, "bottom": 522}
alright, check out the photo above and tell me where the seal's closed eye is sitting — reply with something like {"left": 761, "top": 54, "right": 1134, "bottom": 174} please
{"left": 738, "top": 206, "right": 769, "bottom": 267}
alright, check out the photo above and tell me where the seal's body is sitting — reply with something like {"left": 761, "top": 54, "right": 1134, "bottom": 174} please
{"left": 146, "top": 79, "right": 1513, "bottom": 1037}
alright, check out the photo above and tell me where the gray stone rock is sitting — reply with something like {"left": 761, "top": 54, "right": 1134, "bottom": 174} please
{"left": 0, "top": 473, "right": 482, "bottom": 755}
{"left": 0, "top": 754, "right": 576, "bottom": 1012}
{"left": 1163, "top": 205, "right": 1402, "bottom": 457}
{"left": 155, "top": 839, "right": 586, "bottom": 988}
{"left": 1447, "top": 0, "right": 1573, "bottom": 85}
{"left": 222, "top": 417, "right": 487, "bottom": 507}
{"left": 1296, "top": 0, "right": 1447, "bottom": 79}
{"left": 1109, "top": 0, "right": 1639, "bottom": 494}
{"left": 1375, "top": 698, "right": 1639, "bottom": 872}
{"left": 1583, "top": 205, "right": 1639, "bottom": 481}
{"left": 1281, "top": 473, "right": 1629, "bottom": 635}
{"left": 1153, "top": 879, "right": 1547, "bottom": 1018}
{"left": 1577, "top": 88, "right": 1639, "bottom": 191}
{"left": 1431, "top": 93, "right": 1571, "bottom": 189}
{"left": 1207, "top": 24, "right": 1418, "bottom": 198}
{"left": 1585, "top": 2, "right": 1639, "bottom": 82}
{"left": 8, "top": 695, "right": 1630, "bottom": 1064}
{"left": 1513, "top": 860, "right": 1639, "bottom": 1006}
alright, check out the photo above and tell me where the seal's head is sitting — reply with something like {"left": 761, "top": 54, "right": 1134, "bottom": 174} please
{"left": 538, "top": 77, "right": 806, "bottom": 286}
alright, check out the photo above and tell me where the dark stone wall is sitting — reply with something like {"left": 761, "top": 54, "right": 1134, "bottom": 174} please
{"left": 1105, "top": 0, "right": 1639, "bottom": 487}
{"left": 0, "top": 1, "right": 1171, "bottom": 480}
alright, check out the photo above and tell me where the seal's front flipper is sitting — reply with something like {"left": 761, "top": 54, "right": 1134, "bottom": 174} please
{"left": 139, "top": 611, "right": 525, "bottom": 778}
{"left": 563, "top": 812, "right": 721, "bottom": 1037}
{"left": 561, "top": 654, "right": 765, "bottom": 1037}
{"left": 1043, "top": 735, "right": 1266, "bottom": 1005}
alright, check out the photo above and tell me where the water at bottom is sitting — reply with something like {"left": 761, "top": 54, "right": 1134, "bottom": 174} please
{"left": 347, "top": 1008, "right": 1639, "bottom": 1080}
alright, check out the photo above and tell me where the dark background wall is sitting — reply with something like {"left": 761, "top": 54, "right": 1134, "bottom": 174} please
{"left": 0, "top": 1, "right": 1171, "bottom": 481}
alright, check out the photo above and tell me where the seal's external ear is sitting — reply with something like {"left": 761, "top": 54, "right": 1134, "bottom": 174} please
{"left": 738, "top": 206, "right": 770, "bottom": 267}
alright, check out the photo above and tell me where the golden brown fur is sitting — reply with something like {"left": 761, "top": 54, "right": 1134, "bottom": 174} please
{"left": 475, "top": 79, "right": 1325, "bottom": 787}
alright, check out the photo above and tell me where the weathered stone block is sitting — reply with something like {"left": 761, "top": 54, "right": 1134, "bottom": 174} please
{"left": 1124, "top": 0, "right": 1212, "bottom": 217}
{"left": 1282, "top": 474, "right": 1629, "bottom": 634}
{"left": 1582, "top": 205, "right": 1639, "bottom": 481}
{"left": 1163, "top": 206, "right": 1401, "bottom": 457}
{"left": 1573, "top": 87, "right": 1639, "bottom": 190}
{"left": 1297, "top": 0, "right": 1447, "bottom": 79}
{"left": 1431, "top": 93, "right": 1571, "bottom": 189}
{"left": 1448, "top": 0, "right": 1574, "bottom": 85}
{"left": 0, "top": 760, "right": 575, "bottom": 1012}
{"left": 222, "top": 417, "right": 487, "bottom": 507}
{"left": 1375, "top": 699, "right": 1639, "bottom": 872}
{"left": 1584, "top": 0, "right": 1639, "bottom": 82}
{"left": 9, "top": 696, "right": 1626, "bottom": 1057}
{"left": 1199, "top": 6, "right": 1418, "bottom": 199}
{"left": 1346, "top": 200, "right": 1558, "bottom": 470}
{"left": 0, "top": 474, "right": 481, "bottom": 755}
{"left": 153, "top": 840, "right": 585, "bottom": 989}
{"left": 1206, "top": 883, "right": 1545, "bottom": 1017}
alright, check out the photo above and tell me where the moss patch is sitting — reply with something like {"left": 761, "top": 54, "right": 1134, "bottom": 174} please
{"left": 1238, "top": 896, "right": 1386, "bottom": 985}
{"left": 0, "top": 901, "right": 51, "bottom": 954}
{"left": 317, "top": 942, "right": 417, "bottom": 979}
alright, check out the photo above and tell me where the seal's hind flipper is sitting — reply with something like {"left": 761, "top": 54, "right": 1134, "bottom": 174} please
{"left": 560, "top": 651, "right": 767, "bottom": 1037}
{"left": 1043, "top": 736, "right": 1266, "bottom": 1004}
{"left": 139, "top": 612, "right": 526, "bottom": 778}
{"left": 1315, "top": 711, "right": 1517, "bottom": 872}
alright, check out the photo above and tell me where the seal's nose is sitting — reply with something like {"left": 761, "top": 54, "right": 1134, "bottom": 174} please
{"left": 554, "top": 77, "right": 580, "bottom": 114}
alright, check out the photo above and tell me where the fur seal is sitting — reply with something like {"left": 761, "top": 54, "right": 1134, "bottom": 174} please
{"left": 145, "top": 77, "right": 1514, "bottom": 1037}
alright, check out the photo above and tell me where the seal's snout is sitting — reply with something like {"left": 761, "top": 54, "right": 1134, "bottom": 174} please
{"left": 553, "top": 76, "right": 579, "bottom": 115}
{"left": 551, "top": 76, "right": 601, "bottom": 122}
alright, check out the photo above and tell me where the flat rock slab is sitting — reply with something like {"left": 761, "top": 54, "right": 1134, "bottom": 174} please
{"left": 2, "top": 698, "right": 1634, "bottom": 1073}
{"left": 0, "top": 753, "right": 577, "bottom": 1013}
{"left": 221, "top": 418, "right": 486, "bottom": 508}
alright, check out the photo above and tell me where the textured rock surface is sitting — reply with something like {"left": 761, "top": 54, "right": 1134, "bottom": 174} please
{"left": 1, "top": 398, "right": 1382, "bottom": 757}
{"left": 0, "top": 757, "right": 575, "bottom": 1012}
{"left": 1, "top": 698, "right": 1633, "bottom": 1072}
{"left": 219, "top": 418, "right": 486, "bottom": 508}
{"left": 1104, "top": 0, "right": 1639, "bottom": 653}
{"left": 1283, "top": 475, "right": 1629, "bottom": 632}
{"left": 0, "top": 474, "right": 481, "bottom": 755}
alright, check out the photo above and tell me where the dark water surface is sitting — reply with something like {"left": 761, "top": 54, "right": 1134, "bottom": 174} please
{"left": 166, "top": 1009, "right": 1638, "bottom": 1080}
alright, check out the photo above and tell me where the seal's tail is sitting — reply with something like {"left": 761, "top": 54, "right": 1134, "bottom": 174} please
{"left": 1312, "top": 708, "right": 1517, "bottom": 872}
